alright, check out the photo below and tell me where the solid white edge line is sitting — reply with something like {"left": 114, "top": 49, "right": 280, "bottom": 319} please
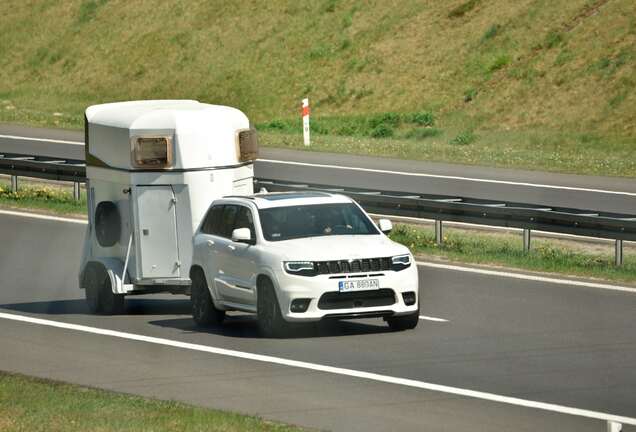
{"left": 258, "top": 159, "right": 636, "bottom": 197}
{"left": 0, "top": 311, "right": 634, "bottom": 426}
{"left": 1, "top": 134, "right": 633, "bottom": 196}
{"left": 417, "top": 261, "right": 636, "bottom": 294}
{"left": 0, "top": 134, "right": 83, "bottom": 146}
{"left": 0, "top": 209, "right": 87, "bottom": 224}
{"left": 418, "top": 315, "right": 449, "bottom": 322}
{"left": 1, "top": 209, "right": 633, "bottom": 293}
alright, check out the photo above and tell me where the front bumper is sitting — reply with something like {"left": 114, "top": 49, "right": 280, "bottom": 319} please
{"left": 273, "top": 263, "right": 419, "bottom": 322}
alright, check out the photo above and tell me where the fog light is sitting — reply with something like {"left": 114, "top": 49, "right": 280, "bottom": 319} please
{"left": 290, "top": 298, "right": 311, "bottom": 313}
{"left": 402, "top": 292, "right": 416, "bottom": 306}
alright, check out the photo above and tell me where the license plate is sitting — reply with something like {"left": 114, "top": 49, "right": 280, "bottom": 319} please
{"left": 338, "top": 279, "right": 379, "bottom": 292}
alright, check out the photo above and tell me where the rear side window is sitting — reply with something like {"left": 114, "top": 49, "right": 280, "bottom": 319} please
{"left": 202, "top": 205, "right": 224, "bottom": 235}
{"left": 218, "top": 205, "right": 239, "bottom": 238}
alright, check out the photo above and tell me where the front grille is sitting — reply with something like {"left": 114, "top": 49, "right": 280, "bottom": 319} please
{"left": 318, "top": 289, "right": 396, "bottom": 310}
{"left": 315, "top": 257, "right": 392, "bottom": 275}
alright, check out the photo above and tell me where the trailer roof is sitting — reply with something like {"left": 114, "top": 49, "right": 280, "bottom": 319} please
{"left": 84, "top": 100, "right": 251, "bottom": 171}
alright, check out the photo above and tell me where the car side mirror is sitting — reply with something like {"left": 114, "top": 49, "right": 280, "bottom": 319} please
{"left": 378, "top": 219, "right": 393, "bottom": 234}
{"left": 232, "top": 228, "right": 254, "bottom": 244}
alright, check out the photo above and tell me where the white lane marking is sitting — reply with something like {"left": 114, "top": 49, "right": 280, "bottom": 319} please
{"left": 417, "top": 261, "right": 636, "bottom": 294}
{"left": 419, "top": 315, "right": 449, "bottom": 322}
{"left": 0, "top": 134, "right": 83, "bottom": 146}
{"left": 258, "top": 159, "right": 636, "bottom": 197}
{"left": 1, "top": 209, "right": 634, "bottom": 294}
{"left": 0, "top": 311, "right": 634, "bottom": 426}
{"left": 0, "top": 209, "right": 87, "bottom": 224}
{"left": 1, "top": 134, "right": 634, "bottom": 196}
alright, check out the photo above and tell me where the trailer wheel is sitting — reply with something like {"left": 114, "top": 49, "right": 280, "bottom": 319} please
{"left": 84, "top": 265, "right": 101, "bottom": 314}
{"left": 257, "top": 277, "right": 288, "bottom": 338}
{"left": 95, "top": 201, "right": 121, "bottom": 247}
{"left": 191, "top": 270, "right": 225, "bottom": 326}
{"left": 84, "top": 263, "right": 125, "bottom": 315}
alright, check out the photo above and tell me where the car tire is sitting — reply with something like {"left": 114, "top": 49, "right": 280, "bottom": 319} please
{"left": 191, "top": 270, "right": 225, "bottom": 327}
{"left": 386, "top": 309, "right": 419, "bottom": 331}
{"left": 84, "top": 264, "right": 125, "bottom": 315}
{"left": 257, "top": 278, "right": 288, "bottom": 338}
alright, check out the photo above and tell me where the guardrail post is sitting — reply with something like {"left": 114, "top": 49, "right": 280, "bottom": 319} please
{"left": 523, "top": 229, "right": 531, "bottom": 252}
{"left": 10, "top": 175, "right": 18, "bottom": 193}
{"left": 435, "top": 220, "right": 443, "bottom": 246}
{"left": 615, "top": 240, "right": 623, "bottom": 266}
{"left": 435, "top": 220, "right": 444, "bottom": 246}
{"left": 607, "top": 420, "right": 622, "bottom": 432}
{"left": 73, "top": 182, "right": 81, "bottom": 201}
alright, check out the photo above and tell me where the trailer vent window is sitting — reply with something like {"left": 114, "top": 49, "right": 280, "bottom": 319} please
{"left": 236, "top": 129, "right": 259, "bottom": 162}
{"left": 132, "top": 136, "right": 173, "bottom": 168}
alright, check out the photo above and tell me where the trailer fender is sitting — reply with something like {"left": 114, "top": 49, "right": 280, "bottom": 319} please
{"left": 80, "top": 259, "right": 132, "bottom": 295}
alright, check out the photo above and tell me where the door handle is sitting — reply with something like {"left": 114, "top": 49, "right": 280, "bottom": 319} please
{"left": 227, "top": 244, "right": 236, "bottom": 251}
{"left": 207, "top": 240, "right": 215, "bottom": 247}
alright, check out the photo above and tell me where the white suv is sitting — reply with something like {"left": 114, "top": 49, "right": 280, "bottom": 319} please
{"left": 190, "top": 191, "right": 419, "bottom": 336}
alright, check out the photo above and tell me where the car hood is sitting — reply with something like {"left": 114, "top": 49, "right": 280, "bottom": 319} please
{"left": 267, "top": 235, "right": 410, "bottom": 261}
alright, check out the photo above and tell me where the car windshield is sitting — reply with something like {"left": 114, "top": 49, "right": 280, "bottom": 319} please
{"left": 259, "top": 203, "right": 380, "bottom": 241}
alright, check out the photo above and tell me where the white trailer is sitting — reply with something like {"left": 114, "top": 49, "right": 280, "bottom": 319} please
{"left": 78, "top": 100, "right": 258, "bottom": 314}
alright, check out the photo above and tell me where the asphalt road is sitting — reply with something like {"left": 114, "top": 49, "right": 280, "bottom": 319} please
{"left": 1, "top": 124, "right": 635, "bottom": 214}
{"left": 1, "top": 212, "right": 635, "bottom": 431}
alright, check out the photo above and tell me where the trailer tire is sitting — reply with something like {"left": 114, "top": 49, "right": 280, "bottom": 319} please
{"left": 257, "top": 277, "right": 288, "bottom": 338}
{"left": 95, "top": 201, "right": 121, "bottom": 247}
{"left": 84, "top": 264, "right": 101, "bottom": 314}
{"left": 84, "top": 263, "right": 125, "bottom": 315}
{"left": 191, "top": 270, "right": 225, "bottom": 326}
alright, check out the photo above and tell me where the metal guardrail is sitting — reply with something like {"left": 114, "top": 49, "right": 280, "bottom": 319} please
{"left": 1, "top": 152, "right": 633, "bottom": 265}
{"left": 0, "top": 152, "right": 85, "bottom": 200}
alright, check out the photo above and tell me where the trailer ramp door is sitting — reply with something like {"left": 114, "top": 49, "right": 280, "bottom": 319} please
{"left": 133, "top": 185, "right": 180, "bottom": 279}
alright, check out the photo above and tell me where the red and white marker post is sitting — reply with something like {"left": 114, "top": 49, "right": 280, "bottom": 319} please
{"left": 302, "top": 98, "right": 310, "bottom": 146}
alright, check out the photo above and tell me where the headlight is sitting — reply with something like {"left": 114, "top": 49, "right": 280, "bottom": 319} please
{"left": 391, "top": 254, "right": 411, "bottom": 271}
{"left": 284, "top": 261, "right": 317, "bottom": 277}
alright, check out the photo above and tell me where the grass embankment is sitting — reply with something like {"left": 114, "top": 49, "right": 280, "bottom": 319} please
{"left": 1, "top": 182, "right": 633, "bottom": 284}
{"left": 0, "top": 372, "right": 302, "bottom": 432}
{"left": 1, "top": 0, "right": 634, "bottom": 176}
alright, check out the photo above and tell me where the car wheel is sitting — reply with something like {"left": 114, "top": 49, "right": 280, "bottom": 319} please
{"left": 257, "top": 278, "right": 288, "bottom": 338}
{"left": 386, "top": 309, "right": 419, "bottom": 331}
{"left": 191, "top": 270, "right": 225, "bottom": 327}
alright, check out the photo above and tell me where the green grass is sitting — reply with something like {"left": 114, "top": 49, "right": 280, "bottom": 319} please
{"left": 0, "top": 372, "right": 303, "bottom": 432}
{"left": 389, "top": 224, "right": 636, "bottom": 284}
{"left": 0, "top": 0, "right": 634, "bottom": 177}
{"left": 0, "top": 181, "right": 85, "bottom": 215}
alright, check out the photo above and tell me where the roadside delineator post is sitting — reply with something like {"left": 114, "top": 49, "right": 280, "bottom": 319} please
{"left": 302, "top": 98, "right": 310, "bottom": 146}
{"left": 10, "top": 175, "right": 18, "bottom": 193}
